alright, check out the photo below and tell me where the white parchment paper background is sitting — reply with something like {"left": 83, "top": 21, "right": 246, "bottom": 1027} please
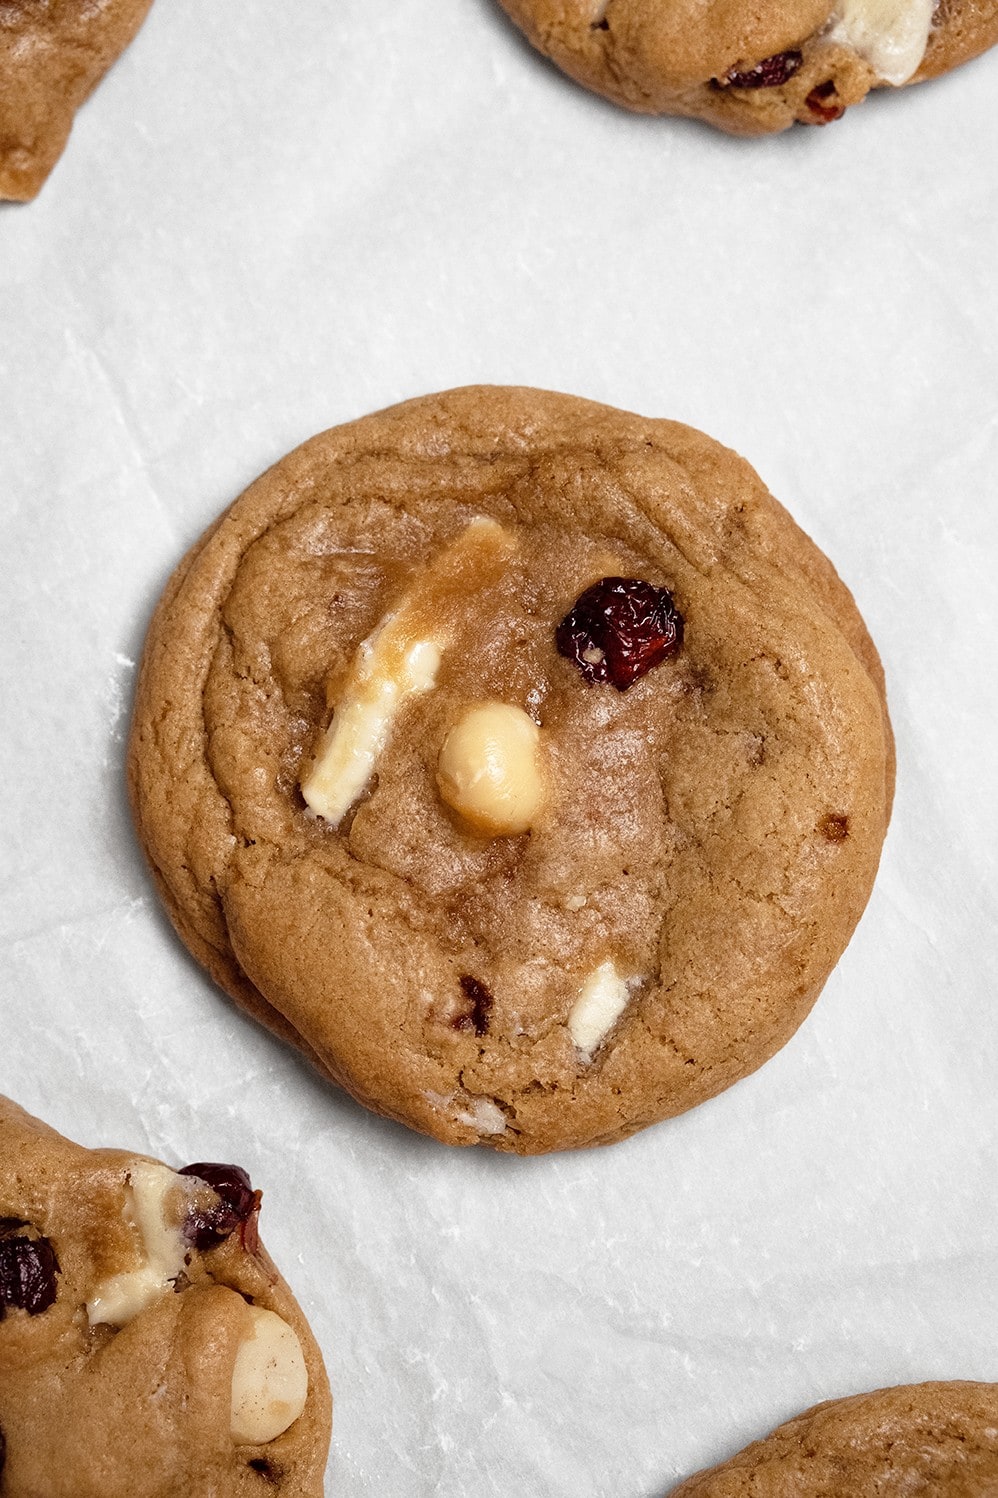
{"left": 1, "top": 2, "right": 997, "bottom": 1493}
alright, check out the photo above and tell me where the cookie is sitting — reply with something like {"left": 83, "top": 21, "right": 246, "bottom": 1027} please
{"left": 496, "top": 0, "right": 998, "bottom": 134}
{"left": 128, "top": 386, "right": 894, "bottom": 1155}
{"left": 666, "top": 1382, "right": 998, "bottom": 1494}
{"left": 0, "top": 1095, "right": 331, "bottom": 1496}
{"left": 0, "top": 0, "right": 154, "bottom": 201}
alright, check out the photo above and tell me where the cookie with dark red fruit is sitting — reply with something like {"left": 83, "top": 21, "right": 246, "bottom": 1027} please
{"left": 496, "top": 0, "right": 998, "bottom": 134}
{"left": 666, "top": 1382, "right": 998, "bottom": 1494}
{"left": 0, "top": 0, "right": 155, "bottom": 201}
{"left": 127, "top": 386, "right": 893, "bottom": 1154}
{"left": 0, "top": 1095, "right": 331, "bottom": 1497}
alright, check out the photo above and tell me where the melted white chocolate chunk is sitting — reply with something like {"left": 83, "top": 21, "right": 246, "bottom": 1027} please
{"left": 827, "top": 0, "right": 933, "bottom": 83}
{"left": 437, "top": 701, "right": 545, "bottom": 836}
{"left": 230, "top": 1305, "right": 309, "bottom": 1445}
{"left": 302, "top": 629, "right": 441, "bottom": 826}
{"left": 302, "top": 517, "right": 516, "bottom": 827}
{"left": 87, "top": 1160, "right": 189, "bottom": 1327}
{"left": 568, "top": 960, "right": 633, "bottom": 1059}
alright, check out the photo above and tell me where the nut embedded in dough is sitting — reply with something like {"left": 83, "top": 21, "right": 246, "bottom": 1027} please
{"left": 230, "top": 1306, "right": 309, "bottom": 1446}
{"left": 437, "top": 701, "right": 546, "bottom": 836}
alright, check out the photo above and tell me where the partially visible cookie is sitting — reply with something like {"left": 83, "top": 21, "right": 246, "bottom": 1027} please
{"left": 0, "top": 0, "right": 154, "bottom": 201}
{"left": 0, "top": 1095, "right": 331, "bottom": 1497}
{"left": 128, "top": 386, "right": 893, "bottom": 1154}
{"left": 496, "top": 0, "right": 998, "bottom": 134}
{"left": 667, "top": 1382, "right": 998, "bottom": 1494}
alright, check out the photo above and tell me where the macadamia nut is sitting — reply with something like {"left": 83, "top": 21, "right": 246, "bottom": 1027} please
{"left": 230, "top": 1305, "right": 309, "bottom": 1445}
{"left": 437, "top": 702, "right": 545, "bottom": 836}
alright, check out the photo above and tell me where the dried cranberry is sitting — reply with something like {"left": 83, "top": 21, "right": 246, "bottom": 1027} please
{"left": 806, "top": 80, "right": 845, "bottom": 121}
{"left": 723, "top": 50, "right": 803, "bottom": 88}
{"left": 178, "top": 1163, "right": 257, "bottom": 1249}
{"left": 453, "top": 976, "right": 494, "bottom": 1037}
{"left": 556, "top": 577, "right": 683, "bottom": 691}
{"left": 0, "top": 1234, "right": 59, "bottom": 1316}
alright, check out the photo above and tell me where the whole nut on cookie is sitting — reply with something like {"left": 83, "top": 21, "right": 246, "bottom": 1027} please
{"left": 495, "top": 0, "right": 998, "bottom": 134}
{"left": 437, "top": 702, "right": 545, "bottom": 836}
{"left": 230, "top": 1306, "right": 309, "bottom": 1445}
{"left": 128, "top": 387, "right": 894, "bottom": 1155}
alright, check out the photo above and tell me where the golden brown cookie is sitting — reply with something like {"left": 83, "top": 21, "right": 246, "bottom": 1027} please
{"left": 666, "top": 1382, "right": 998, "bottom": 1494}
{"left": 128, "top": 386, "right": 894, "bottom": 1155}
{"left": 496, "top": 0, "right": 998, "bottom": 133}
{"left": 0, "top": 0, "right": 154, "bottom": 201}
{"left": 0, "top": 1095, "right": 331, "bottom": 1496}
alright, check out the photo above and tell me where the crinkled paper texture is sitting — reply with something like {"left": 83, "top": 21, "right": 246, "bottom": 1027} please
{"left": 0, "top": 2, "right": 996, "bottom": 1494}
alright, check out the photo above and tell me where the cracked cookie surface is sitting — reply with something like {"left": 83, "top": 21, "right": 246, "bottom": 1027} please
{"left": 666, "top": 1382, "right": 998, "bottom": 1494}
{"left": 496, "top": 0, "right": 998, "bottom": 133}
{"left": 128, "top": 386, "right": 893, "bottom": 1154}
{"left": 0, "top": 1095, "right": 331, "bottom": 1497}
{"left": 0, "top": 0, "right": 154, "bottom": 201}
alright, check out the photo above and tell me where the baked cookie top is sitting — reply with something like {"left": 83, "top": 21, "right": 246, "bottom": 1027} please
{"left": 496, "top": 0, "right": 998, "bottom": 133}
{"left": 0, "top": 0, "right": 154, "bottom": 201}
{"left": 128, "top": 386, "right": 893, "bottom": 1154}
{"left": 0, "top": 1095, "right": 331, "bottom": 1497}
{"left": 667, "top": 1382, "right": 998, "bottom": 1494}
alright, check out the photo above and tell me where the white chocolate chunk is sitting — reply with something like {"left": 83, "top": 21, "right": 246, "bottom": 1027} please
{"left": 230, "top": 1306, "right": 309, "bottom": 1445}
{"left": 827, "top": 0, "right": 933, "bottom": 84}
{"left": 568, "top": 960, "right": 632, "bottom": 1059}
{"left": 302, "top": 629, "right": 441, "bottom": 825}
{"left": 455, "top": 1097, "right": 508, "bottom": 1135}
{"left": 437, "top": 701, "right": 545, "bottom": 837}
{"left": 87, "top": 1161, "right": 189, "bottom": 1327}
{"left": 301, "top": 517, "right": 516, "bottom": 827}
{"left": 427, "top": 1090, "right": 507, "bottom": 1136}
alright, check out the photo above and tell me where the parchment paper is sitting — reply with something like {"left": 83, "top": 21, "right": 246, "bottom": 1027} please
{"left": 1, "top": 2, "right": 996, "bottom": 1493}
